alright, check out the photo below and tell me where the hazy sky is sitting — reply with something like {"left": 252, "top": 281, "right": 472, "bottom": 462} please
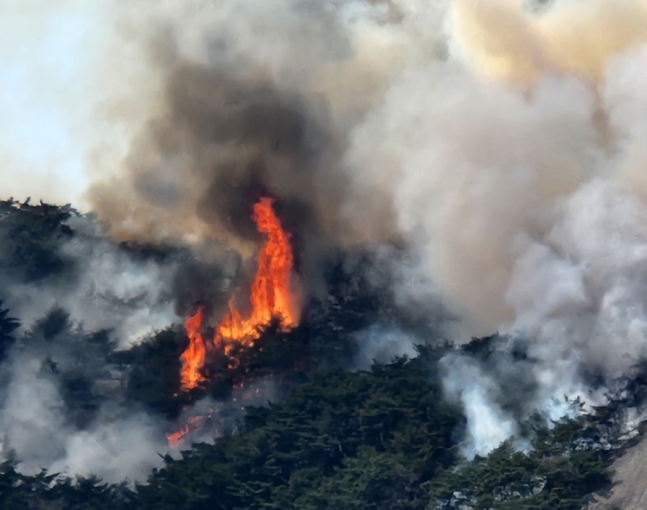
{"left": 0, "top": 1, "right": 109, "bottom": 208}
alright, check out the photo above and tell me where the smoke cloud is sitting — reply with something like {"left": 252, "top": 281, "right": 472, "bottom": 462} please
{"left": 0, "top": 212, "right": 182, "bottom": 348}
{"left": 7, "top": 0, "right": 647, "bottom": 478}
{"left": 0, "top": 349, "right": 166, "bottom": 483}
{"left": 86, "top": 0, "right": 452, "bottom": 274}
{"left": 0, "top": 205, "right": 241, "bottom": 481}
{"left": 345, "top": 0, "right": 647, "bottom": 451}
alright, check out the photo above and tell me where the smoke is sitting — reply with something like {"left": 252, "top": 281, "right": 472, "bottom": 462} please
{"left": 6, "top": 0, "right": 647, "bottom": 479}
{"left": 348, "top": 66, "right": 603, "bottom": 333}
{"left": 85, "top": 0, "right": 452, "bottom": 283}
{"left": 168, "top": 377, "right": 284, "bottom": 447}
{"left": 442, "top": 354, "right": 518, "bottom": 458}
{"left": 0, "top": 352, "right": 165, "bottom": 483}
{"left": 450, "top": 0, "right": 647, "bottom": 84}
{"left": 0, "top": 212, "right": 181, "bottom": 348}
{"left": 354, "top": 325, "right": 418, "bottom": 370}
{"left": 345, "top": 0, "right": 647, "bottom": 452}
{"left": 0, "top": 204, "right": 243, "bottom": 481}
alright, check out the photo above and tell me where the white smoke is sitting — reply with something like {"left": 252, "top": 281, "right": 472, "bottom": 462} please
{"left": 0, "top": 354, "right": 165, "bottom": 483}
{"left": 442, "top": 354, "right": 517, "bottom": 458}
{"left": 0, "top": 209, "right": 187, "bottom": 481}
{"left": 345, "top": 0, "right": 647, "bottom": 454}
{"left": 48, "top": 416, "right": 165, "bottom": 484}
{"left": 1, "top": 214, "right": 180, "bottom": 349}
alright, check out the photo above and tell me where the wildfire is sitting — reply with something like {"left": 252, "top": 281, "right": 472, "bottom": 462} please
{"left": 179, "top": 197, "right": 299, "bottom": 391}
{"left": 167, "top": 414, "right": 211, "bottom": 449}
{"left": 180, "top": 307, "right": 207, "bottom": 390}
{"left": 216, "top": 197, "right": 299, "bottom": 352}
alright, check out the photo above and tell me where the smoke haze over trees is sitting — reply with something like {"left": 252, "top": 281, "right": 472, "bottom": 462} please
{"left": 5, "top": 0, "right": 647, "bottom": 508}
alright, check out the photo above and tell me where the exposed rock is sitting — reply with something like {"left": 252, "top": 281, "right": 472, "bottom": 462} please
{"left": 588, "top": 434, "right": 647, "bottom": 510}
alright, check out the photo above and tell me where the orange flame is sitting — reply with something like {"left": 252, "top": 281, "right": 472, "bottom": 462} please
{"left": 180, "top": 307, "right": 207, "bottom": 390}
{"left": 167, "top": 414, "right": 210, "bottom": 448}
{"left": 178, "top": 197, "right": 299, "bottom": 391}
{"left": 216, "top": 197, "right": 299, "bottom": 353}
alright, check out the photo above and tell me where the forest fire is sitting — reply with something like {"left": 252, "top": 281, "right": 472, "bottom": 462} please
{"left": 179, "top": 307, "right": 207, "bottom": 390}
{"left": 167, "top": 414, "right": 212, "bottom": 449}
{"left": 179, "top": 197, "right": 300, "bottom": 391}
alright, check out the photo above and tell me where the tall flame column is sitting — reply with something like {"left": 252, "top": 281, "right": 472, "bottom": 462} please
{"left": 179, "top": 197, "right": 300, "bottom": 391}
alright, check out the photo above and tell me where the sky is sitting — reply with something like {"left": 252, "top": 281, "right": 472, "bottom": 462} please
{"left": 0, "top": 0, "right": 110, "bottom": 208}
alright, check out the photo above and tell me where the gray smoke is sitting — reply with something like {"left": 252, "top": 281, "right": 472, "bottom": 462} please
{"left": 345, "top": 0, "right": 647, "bottom": 453}
{"left": 6, "top": 0, "right": 647, "bottom": 477}
{"left": 0, "top": 355, "right": 164, "bottom": 483}
{"left": 0, "top": 212, "right": 181, "bottom": 348}
{"left": 0, "top": 206, "right": 239, "bottom": 482}
{"left": 86, "top": 0, "right": 451, "bottom": 278}
{"left": 354, "top": 325, "right": 418, "bottom": 370}
{"left": 0, "top": 324, "right": 167, "bottom": 483}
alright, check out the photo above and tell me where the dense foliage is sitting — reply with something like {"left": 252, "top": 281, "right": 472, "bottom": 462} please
{"left": 430, "top": 417, "right": 611, "bottom": 510}
{"left": 0, "top": 200, "right": 620, "bottom": 509}
{"left": 0, "top": 352, "right": 615, "bottom": 510}
{"left": 0, "top": 198, "right": 78, "bottom": 282}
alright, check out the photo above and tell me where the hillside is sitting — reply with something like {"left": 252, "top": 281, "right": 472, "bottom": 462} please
{"left": 0, "top": 352, "right": 621, "bottom": 510}
{"left": 0, "top": 200, "right": 640, "bottom": 510}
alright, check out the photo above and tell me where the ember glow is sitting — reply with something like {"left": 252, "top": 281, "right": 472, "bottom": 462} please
{"left": 179, "top": 197, "right": 300, "bottom": 390}
{"left": 167, "top": 414, "right": 212, "bottom": 449}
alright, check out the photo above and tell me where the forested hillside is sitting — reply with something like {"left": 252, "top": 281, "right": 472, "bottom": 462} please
{"left": 0, "top": 200, "right": 634, "bottom": 510}
{"left": 0, "top": 351, "right": 619, "bottom": 510}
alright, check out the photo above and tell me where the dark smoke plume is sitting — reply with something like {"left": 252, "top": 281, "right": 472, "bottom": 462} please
{"left": 87, "top": 1, "right": 406, "bottom": 300}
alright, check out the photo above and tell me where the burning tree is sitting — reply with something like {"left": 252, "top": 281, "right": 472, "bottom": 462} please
{"left": 180, "top": 197, "right": 301, "bottom": 390}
